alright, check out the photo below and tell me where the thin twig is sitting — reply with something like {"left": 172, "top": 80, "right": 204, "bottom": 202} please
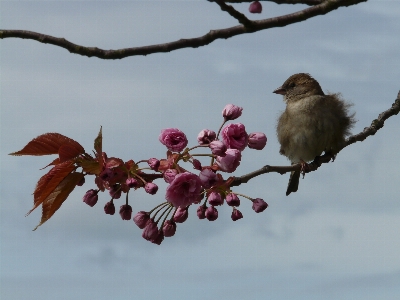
{"left": 209, "top": 0, "right": 323, "bottom": 5}
{"left": 231, "top": 92, "right": 400, "bottom": 186}
{"left": 214, "top": 1, "right": 254, "bottom": 27}
{"left": 0, "top": 0, "right": 366, "bottom": 60}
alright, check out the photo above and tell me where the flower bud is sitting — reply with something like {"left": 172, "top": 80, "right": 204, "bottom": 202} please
{"left": 163, "top": 169, "right": 178, "bottom": 184}
{"left": 147, "top": 158, "right": 160, "bottom": 171}
{"left": 151, "top": 230, "right": 164, "bottom": 245}
{"left": 145, "top": 182, "right": 158, "bottom": 195}
{"left": 162, "top": 220, "right": 177, "bottom": 237}
{"left": 252, "top": 198, "right": 268, "bottom": 213}
{"left": 159, "top": 128, "right": 188, "bottom": 152}
{"left": 173, "top": 207, "right": 189, "bottom": 223}
{"left": 109, "top": 184, "right": 121, "bottom": 199}
{"left": 83, "top": 189, "right": 98, "bottom": 207}
{"left": 126, "top": 177, "right": 139, "bottom": 189}
{"left": 226, "top": 193, "right": 240, "bottom": 207}
{"left": 192, "top": 159, "right": 202, "bottom": 170}
{"left": 142, "top": 219, "right": 159, "bottom": 241}
{"left": 197, "top": 205, "right": 207, "bottom": 219}
{"left": 216, "top": 149, "right": 242, "bottom": 173}
{"left": 209, "top": 141, "right": 227, "bottom": 157}
{"left": 222, "top": 104, "right": 243, "bottom": 121}
{"left": 248, "top": 132, "right": 267, "bottom": 150}
{"left": 199, "top": 168, "right": 218, "bottom": 189}
{"left": 249, "top": 1, "right": 262, "bottom": 14}
{"left": 231, "top": 208, "right": 243, "bottom": 221}
{"left": 104, "top": 201, "right": 115, "bottom": 215}
{"left": 205, "top": 206, "right": 218, "bottom": 221}
{"left": 197, "top": 129, "right": 217, "bottom": 145}
{"left": 208, "top": 191, "right": 224, "bottom": 206}
{"left": 133, "top": 211, "right": 150, "bottom": 229}
{"left": 119, "top": 204, "right": 133, "bottom": 220}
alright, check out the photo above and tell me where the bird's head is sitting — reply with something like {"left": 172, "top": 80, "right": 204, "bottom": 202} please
{"left": 273, "top": 73, "right": 324, "bottom": 103}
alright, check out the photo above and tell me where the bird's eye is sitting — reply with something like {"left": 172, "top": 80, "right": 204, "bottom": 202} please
{"left": 288, "top": 82, "right": 296, "bottom": 88}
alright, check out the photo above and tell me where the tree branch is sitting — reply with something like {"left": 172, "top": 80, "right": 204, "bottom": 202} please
{"left": 210, "top": 0, "right": 323, "bottom": 5}
{"left": 231, "top": 91, "right": 400, "bottom": 186}
{"left": 214, "top": 0, "right": 254, "bottom": 27}
{"left": 0, "top": 0, "right": 366, "bottom": 60}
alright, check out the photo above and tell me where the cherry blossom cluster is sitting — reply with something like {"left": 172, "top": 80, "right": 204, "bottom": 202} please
{"left": 80, "top": 104, "right": 268, "bottom": 245}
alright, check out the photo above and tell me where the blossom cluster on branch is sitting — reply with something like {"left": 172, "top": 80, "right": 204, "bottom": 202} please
{"left": 11, "top": 104, "right": 268, "bottom": 245}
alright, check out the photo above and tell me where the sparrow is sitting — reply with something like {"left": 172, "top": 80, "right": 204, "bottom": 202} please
{"left": 274, "top": 73, "right": 355, "bottom": 196}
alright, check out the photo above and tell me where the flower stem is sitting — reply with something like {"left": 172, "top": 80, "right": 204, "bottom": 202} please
{"left": 210, "top": 120, "right": 227, "bottom": 166}
{"left": 232, "top": 192, "right": 253, "bottom": 201}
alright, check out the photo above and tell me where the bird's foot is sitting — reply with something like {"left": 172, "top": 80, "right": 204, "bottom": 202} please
{"left": 324, "top": 151, "right": 337, "bottom": 162}
{"left": 299, "top": 159, "right": 310, "bottom": 178}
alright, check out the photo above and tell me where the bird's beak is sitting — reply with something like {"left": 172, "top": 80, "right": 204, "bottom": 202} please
{"left": 273, "top": 86, "right": 286, "bottom": 95}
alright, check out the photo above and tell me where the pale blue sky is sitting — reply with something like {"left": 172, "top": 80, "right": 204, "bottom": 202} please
{"left": 1, "top": 1, "right": 400, "bottom": 299}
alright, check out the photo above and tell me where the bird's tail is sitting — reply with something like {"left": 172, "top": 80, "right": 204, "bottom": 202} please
{"left": 286, "top": 170, "right": 300, "bottom": 196}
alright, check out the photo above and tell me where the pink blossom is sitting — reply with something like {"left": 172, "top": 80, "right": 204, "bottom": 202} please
{"left": 221, "top": 123, "right": 248, "bottom": 151}
{"left": 142, "top": 220, "right": 159, "bottom": 241}
{"left": 199, "top": 168, "right": 218, "bottom": 189}
{"left": 209, "top": 140, "right": 227, "bottom": 156}
{"left": 222, "top": 104, "right": 243, "bottom": 120}
{"left": 197, "top": 129, "right": 216, "bottom": 145}
{"left": 119, "top": 204, "right": 133, "bottom": 220}
{"left": 145, "top": 182, "right": 158, "bottom": 195}
{"left": 226, "top": 193, "right": 240, "bottom": 207}
{"left": 147, "top": 158, "right": 160, "bottom": 171}
{"left": 252, "top": 198, "right": 268, "bottom": 213}
{"left": 248, "top": 132, "right": 267, "bottom": 150}
{"left": 126, "top": 178, "right": 139, "bottom": 188}
{"left": 163, "top": 169, "right": 179, "bottom": 183}
{"left": 173, "top": 207, "right": 189, "bottom": 223}
{"left": 159, "top": 128, "right": 188, "bottom": 152}
{"left": 104, "top": 201, "right": 115, "bottom": 215}
{"left": 208, "top": 192, "right": 224, "bottom": 206}
{"left": 231, "top": 208, "right": 243, "bottom": 221}
{"left": 249, "top": 1, "right": 262, "bottom": 14}
{"left": 205, "top": 206, "right": 218, "bottom": 221}
{"left": 83, "top": 189, "right": 98, "bottom": 207}
{"left": 216, "top": 149, "right": 242, "bottom": 173}
{"left": 99, "top": 167, "right": 126, "bottom": 185}
{"left": 165, "top": 172, "right": 203, "bottom": 207}
{"left": 163, "top": 220, "right": 177, "bottom": 237}
{"left": 197, "top": 205, "right": 207, "bottom": 219}
{"left": 133, "top": 211, "right": 150, "bottom": 229}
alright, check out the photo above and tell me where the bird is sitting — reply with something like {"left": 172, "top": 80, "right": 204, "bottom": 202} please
{"left": 274, "top": 73, "right": 355, "bottom": 196}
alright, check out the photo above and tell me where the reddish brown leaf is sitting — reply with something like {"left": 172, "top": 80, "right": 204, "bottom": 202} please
{"left": 94, "top": 126, "right": 102, "bottom": 157}
{"left": 80, "top": 159, "right": 101, "bottom": 175}
{"left": 94, "top": 127, "right": 104, "bottom": 166}
{"left": 105, "top": 157, "right": 124, "bottom": 169}
{"left": 27, "top": 161, "right": 76, "bottom": 216}
{"left": 33, "top": 172, "right": 84, "bottom": 230}
{"left": 40, "top": 158, "right": 60, "bottom": 170}
{"left": 58, "top": 144, "right": 84, "bottom": 162}
{"left": 10, "top": 133, "right": 84, "bottom": 157}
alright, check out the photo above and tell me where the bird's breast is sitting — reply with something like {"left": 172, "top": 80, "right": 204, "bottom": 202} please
{"left": 277, "top": 96, "right": 328, "bottom": 163}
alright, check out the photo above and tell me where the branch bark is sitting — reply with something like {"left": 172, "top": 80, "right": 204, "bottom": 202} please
{"left": 231, "top": 91, "right": 400, "bottom": 186}
{"left": 0, "top": 0, "right": 366, "bottom": 60}
{"left": 211, "top": 0, "right": 323, "bottom": 5}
